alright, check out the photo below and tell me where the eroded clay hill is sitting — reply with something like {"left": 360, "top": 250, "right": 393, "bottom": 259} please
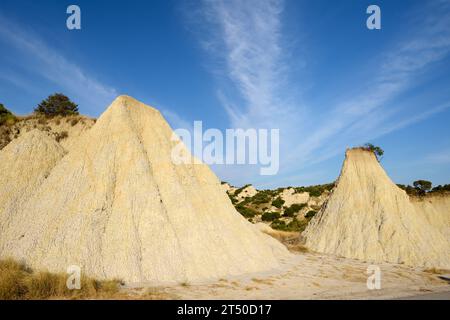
{"left": 302, "top": 148, "right": 450, "bottom": 269}
{"left": 0, "top": 96, "right": 288, "bottom": 284}
{"left": 412, "top": 195, "right": 450, "bottom": 239}
{"left": 0, "top": 130, "right": 66, "bottom": 226}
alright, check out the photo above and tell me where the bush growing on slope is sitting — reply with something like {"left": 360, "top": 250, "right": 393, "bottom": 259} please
{"left": 305, "top": 210, "right": 317, "bottom": 219}
{"left": 294, "top": 183, "right": 334, "bottom": 197}
{"left": 234, "top": 184, "right": 251, "bottom": 196}
{"left": 271, "top": 219, "right": 308, "bottom": 232}
{"left": 249, "top": 191, "right": 272, "bottom": 205}
{"left": 397, "top": 184, "right": 421, "bottom": 196}
{"left": 271, "top": 197, "right": 285, "bottom": 209}
{"left": 262, "top": 211, "right": 280, "bottom": 222}
{"left": 431, "top": 184, "right": 450, "bottom": 194}
{"left": 235, "top": 203, "right": 258, "bottom": 218}
{"left": 284, "top": 203, "right": 307, "bottom": 217}
{"left": 228, "top": 193, "right": 238, "bottom": 204}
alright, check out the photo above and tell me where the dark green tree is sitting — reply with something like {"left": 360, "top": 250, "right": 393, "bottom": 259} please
{"left": 363, "top": 143, "right": 384, "bottom": 161}
{"left": 413, "top": 180, "right": 432, "bottom": 193}
{"left": 261, "top": 211, "right": 280, "bottom": 222}
{"left": 271, "top": 197, "right": 285, "bottom": 209}
{"left": 34, "top": 94, "right": 79, "bottom": 116}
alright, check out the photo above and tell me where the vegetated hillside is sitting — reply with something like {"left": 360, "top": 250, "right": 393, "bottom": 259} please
{"left": 225, "top": 179, "right": 450, "bottom": 236}
{"left": 0, "top": 114, "right": 95, "bottom": 151}
{"left": 397, "top": 183, "right": 450, "bottom": 197}
{"left": 222, "top": 182, "right": 334, "bottom": 233}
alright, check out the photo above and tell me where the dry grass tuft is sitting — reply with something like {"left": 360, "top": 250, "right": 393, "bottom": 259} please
{"left": 143, "top": 287, "right": 175, "bottom": 300}
{"left": 0, "top": 259, "right": 121, "bottom": 300}
{"left": 423, "top": 268, "right": 450, "bottom": 275}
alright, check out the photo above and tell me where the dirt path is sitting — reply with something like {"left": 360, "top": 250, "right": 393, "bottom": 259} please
{"left": 126, "top": 252, "right": 449, "bottom": 300}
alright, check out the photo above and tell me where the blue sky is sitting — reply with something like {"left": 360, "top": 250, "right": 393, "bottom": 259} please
{"left": 1, "top": 0, "right": 449, "bottom": 188}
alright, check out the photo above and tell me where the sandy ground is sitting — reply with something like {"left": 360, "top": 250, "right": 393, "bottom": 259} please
{"left": 123, "top": 252, "right": 450, "bottom": 300}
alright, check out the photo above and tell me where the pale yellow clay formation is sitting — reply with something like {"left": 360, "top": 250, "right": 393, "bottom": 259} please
{"left": 0, "top": 96, "right": 289, "bottom": 284}
{"left": 303, "top": 148, "right": 450, "bottom": 268}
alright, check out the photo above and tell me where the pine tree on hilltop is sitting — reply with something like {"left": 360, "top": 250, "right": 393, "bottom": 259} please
{"left": 34, "top": 93, "right": 79, "bottom": 116}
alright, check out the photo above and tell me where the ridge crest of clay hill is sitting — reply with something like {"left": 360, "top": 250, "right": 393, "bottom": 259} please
{"left": 302, "top": 148, "right": 450, "bottom": 269}
{"left": 0, "top": 95, "right": 289, "bottom": 284}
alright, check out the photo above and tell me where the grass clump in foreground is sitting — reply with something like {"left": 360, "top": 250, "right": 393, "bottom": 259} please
{"left": 0, "top": 259, "right": 121, "bottom": 300}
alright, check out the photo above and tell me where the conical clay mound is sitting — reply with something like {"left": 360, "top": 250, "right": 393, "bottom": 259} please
{"left": 0, "top": 96, "right": 288, "bottom": 284}
{"left": 302, "top": 148, "right": 450, "bottom": 268}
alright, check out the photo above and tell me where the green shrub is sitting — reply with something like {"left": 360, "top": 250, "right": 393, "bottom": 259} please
{"left": 271, "top": 197, "right": 285, "bottom": 209}
{"left": 250, "top": 191, "right": 272, "bottom": 205}
{"left": 305, "top": 210, "right": 317, "bottom": 219}
{"left": 235, "top": 204, "right": 258, "bottom": 218}
{"left": 398, "top": 184, "right": 420, "bottom": 196}
{"left": 431, "top": 184, "right": 450, "bottom": 193}
{"left": 271, "top": 219, "right": 308, "bottom": 232}
{"left": 228, "top": 194, "right": 238, "bottom": 204}
{"left": 287, "top": 219, "right": 308, "bottom": 232}
{"left": 294, "top": 183, "right": 334, "bottom": 197}
{"left": 284, "top": 203, "right": 307, "bottom": 217}
{"left": 398, "top": 180, "right": 446, "bottom": 196}
{"left": 240, "top": 196, "right": 252, "bottom": 206}
{"left": 234, "top": 184, "right": 251, "bottom": 196}
{"left": 34, "top": 93, "right": 79, "bottom": 116}
{"left": 262, "top": 211, "right": 280, "bottom": 221}
{"left": 270, "top": 219, "right": 287, "bottom": 231}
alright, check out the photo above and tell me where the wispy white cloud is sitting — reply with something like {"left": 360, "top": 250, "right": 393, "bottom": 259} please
{"left": 290, "top": 1, "right": 450, "bottom": 168}
{"left": 0, "top": 13, "right": 117, "bottom": 114}
{"left": 200, "top": 0, "right": 301, "bottom": 130}
{"left": 196, "top": 0, "right": 450, "bottom": 187}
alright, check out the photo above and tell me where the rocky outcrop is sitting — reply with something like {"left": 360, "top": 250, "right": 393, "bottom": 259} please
{"left": 280, "top": 188, "right": 309, "bottom": 207}
{"left": 235, "top": 185, "right": 258, "bottom": 202}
